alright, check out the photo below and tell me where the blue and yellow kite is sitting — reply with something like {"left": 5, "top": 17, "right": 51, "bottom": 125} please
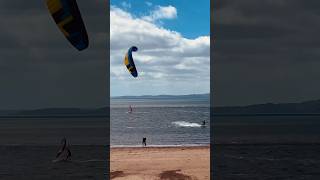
{"left": 124, "top": 46, "right": 138, "bottom": 78}
{"left": 46, "top": 0, "right": 88, "bottom": 51}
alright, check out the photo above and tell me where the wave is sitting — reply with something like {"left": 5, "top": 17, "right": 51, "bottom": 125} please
{"left": 126, "top": 126, "right": 153, "bottom": 129}
{"left": 172, "top": 121, "right": 202, "bottom": 127}
{"left": 125, "top": 111, "right": 149, "bottom": 114}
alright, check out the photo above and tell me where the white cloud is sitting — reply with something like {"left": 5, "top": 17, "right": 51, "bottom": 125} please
{"left": 145, "top": 2, "right": 152, "bottom": 7}
{"left": 121, "top": 1, "right": 131, "bottom": 9}
{"left": 110, "top": 6, "right": 209, "bottom": 95}
{"left": 142, "top": 5, "right": 177, "bottom": 22}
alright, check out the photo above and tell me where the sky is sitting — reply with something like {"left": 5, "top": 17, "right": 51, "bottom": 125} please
{"left": 214, "top": 0, "right": 320, "bottom": 106}
{"left": 110, "top": 0, "right": 210, "bottom": 96}
{"left": 0, "top": 0, "right": 108, "bottom": 110}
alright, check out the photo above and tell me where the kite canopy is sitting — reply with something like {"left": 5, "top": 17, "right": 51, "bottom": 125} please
{"left": 124, "top": 46, "right": 138, "bottom": 78}
{"left": 46, "top": 0, "right": 89, "bottom": 51}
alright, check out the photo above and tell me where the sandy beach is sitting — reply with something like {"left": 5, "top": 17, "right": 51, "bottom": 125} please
{"left": 110, "top": 146, "right": 210, "bottom": 180}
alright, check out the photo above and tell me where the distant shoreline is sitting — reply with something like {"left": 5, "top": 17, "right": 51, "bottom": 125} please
{"left": 111, "top": 93, "right": 209, "bottom": 99}
{"left": 110, "top": 144, "right": 210, "bottom": 148}
{"left": 1, "top": 113, "right": 320, "bottom": 118}
{"left": 0, "top": 115, "right": 108, "bottom": 118}
{"left": 213, "top": 113, "right": 320, "bottom": 117}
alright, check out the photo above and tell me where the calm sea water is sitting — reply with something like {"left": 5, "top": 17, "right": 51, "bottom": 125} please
{"left": 214, "top": 115, "right": 320, "bottom": 144}
{"left": 0, "top": 117, "right": 108, "bottom": 145}
{"left": 1, "top": 110, "right": 319, "bottom": 146}
{"left": 0, "top": 117, "right": 108, "bottom": 179}
{"left": 111, "top": 99, "right": 210, "bottom": 146}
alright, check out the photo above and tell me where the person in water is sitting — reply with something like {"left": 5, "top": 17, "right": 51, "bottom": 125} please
{"left": 202, "top": 120, "right": 206, "bottom": 126}
{"left": 142, "top": 137, "right": 147, "bottom": 147}
{"left": 55, "top": 138, "right": 71, "bottom": 161}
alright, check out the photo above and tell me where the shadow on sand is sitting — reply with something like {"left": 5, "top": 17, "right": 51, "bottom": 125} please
{"left": 110, "top": 169, "right": 196, "bottom": 179}
{"left": 110, "top": 171, "right": 126, "bottom": 179}
{"left": 159, "top": 169, "right": 195, "bottom": 180}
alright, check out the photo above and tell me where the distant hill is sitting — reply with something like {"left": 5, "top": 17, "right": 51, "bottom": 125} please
{"left": 0, "top": 94, "right": 210, "bottom": 117}
{"left": 0, "top": 107, "right": 108, "bottom": 117}
{"left": 16, "top": 107, "right": 108, "bottom": 116}
{"left": 112, "top": 93, "right": 210, "bottom": 101}
{"left": 214, "top": 99, "right": 320, "bottom": 115}
{"left": 2, "top": 95, "right": 320, "bottom": 117}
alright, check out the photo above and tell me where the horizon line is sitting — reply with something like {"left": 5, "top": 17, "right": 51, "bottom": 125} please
{"left": 110, "top": 93, "right": 210, "bottom": 98}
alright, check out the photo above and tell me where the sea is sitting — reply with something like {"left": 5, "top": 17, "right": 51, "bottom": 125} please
{"left": 0, "top": 117, "right": 108, "bottom": 145}
{"left": 110, "top": 98, "right": 210, "bottom": 147}
{"left": 213, "top": 115, "right": 320, "bottom": 180}
{"left": 0, "top": 117, "right": 108, "bottom": 179}
{"left": 214, "top": 115, "right": 320, "bottom": 144}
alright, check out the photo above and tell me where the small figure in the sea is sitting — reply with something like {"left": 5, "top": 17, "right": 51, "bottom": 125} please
{"left": 128, "top": 105, "right": 133, "bottom": 113}
{"left": 142, "top": 137, "right": 147, "bottom": 147}
{"left": 202, "top": 120, "right": 206, "bottom": 126}
{"left": 54, "top": 137, "right": 71, "bottom": 162}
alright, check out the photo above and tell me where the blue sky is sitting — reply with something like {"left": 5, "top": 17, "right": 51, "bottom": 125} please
{"left": 110, "top": 0, "right": 210, "bottom": 96}
{"left": 111, "top": 0, "right": 210, "bottom": 38}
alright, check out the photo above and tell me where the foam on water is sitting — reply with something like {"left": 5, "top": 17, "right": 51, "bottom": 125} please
{"left": 111, "top": 105, "right": 210, "bottom": 146}
{"left": 172, "top": 121, "right": 202, "bottom": 127}
{"left": 126, "top": 111, "right": 149, "bottom": 114}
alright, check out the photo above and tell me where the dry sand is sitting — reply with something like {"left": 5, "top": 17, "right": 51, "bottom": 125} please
{"left": 110, "top": 146, "right": 210, "bottom": 180}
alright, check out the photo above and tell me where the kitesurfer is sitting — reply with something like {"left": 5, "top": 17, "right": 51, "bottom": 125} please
{"left": 55, "top": 137, "right": 71, "bottom": 161}
{"left": 128, "top": 105, "right": 133, "bottom": 113}
{"left": 142, "top": 137, "right": 147, "bottom": 147}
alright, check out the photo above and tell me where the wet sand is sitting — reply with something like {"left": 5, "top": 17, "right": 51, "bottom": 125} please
{"left": 110, "top": 146, "right": 210, "bottom": 180}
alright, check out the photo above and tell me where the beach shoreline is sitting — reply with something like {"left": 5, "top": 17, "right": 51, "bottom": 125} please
{"left": 110, "top": 145, "right": 210, "bottom": 180}
{"left": 110, "top": 144, "right": 210, "bottom": 148}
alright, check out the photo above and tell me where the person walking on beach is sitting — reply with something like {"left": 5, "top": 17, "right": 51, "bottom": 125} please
{"left": 142, "top": 137, "right": 147, "bottom": 147}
